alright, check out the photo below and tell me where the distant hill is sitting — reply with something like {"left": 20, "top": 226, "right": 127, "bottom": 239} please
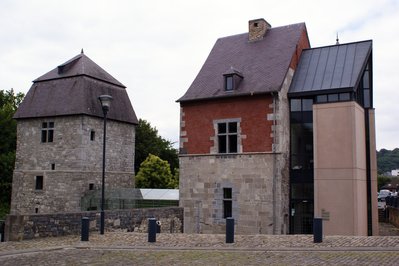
{"left": 377, "top": 148, "right": 399, "bottom": 175}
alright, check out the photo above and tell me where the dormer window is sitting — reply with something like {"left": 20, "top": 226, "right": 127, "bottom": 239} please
{"left": 225, "top": 75, "right": 234, "bottom": 91}
{"left": 223, "top": 67, "right": 243, "bottom": 91}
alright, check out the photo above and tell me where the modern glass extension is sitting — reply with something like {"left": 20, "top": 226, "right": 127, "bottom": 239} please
{"left": 289, "top": 57, "right": 373, "bottom": 234}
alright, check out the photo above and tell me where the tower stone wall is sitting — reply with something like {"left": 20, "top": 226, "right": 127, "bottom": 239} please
{"left": 11, "top": 115, "right": 135, "bottom": 214}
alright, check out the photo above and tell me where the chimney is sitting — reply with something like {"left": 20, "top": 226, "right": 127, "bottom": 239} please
{"left": 248, "top": 18, "right": 271, "bottom": 42}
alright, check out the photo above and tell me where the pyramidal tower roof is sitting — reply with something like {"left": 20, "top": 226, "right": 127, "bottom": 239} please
{"left": 14, "top": 52, "right": 138, "bottom": 124}
{"left": 33, "top": 51, "right": 125, "bottom": 88}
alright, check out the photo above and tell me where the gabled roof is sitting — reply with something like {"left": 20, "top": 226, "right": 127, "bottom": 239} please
{"left": 14, "top": 53, "right": 138, "bottom": 124}
{"left": 34, "top": 52, "right": 125, "bottom": 88}
{"left": 289, "top": 40, "right": 372, "bottom": 96}
{"left": 177, "top": 22, "right": 307, "bottom": 102}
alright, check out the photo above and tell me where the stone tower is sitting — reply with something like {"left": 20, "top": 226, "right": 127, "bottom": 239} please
{"left": 11, "top": 52, "right": 138, "bottom": 214}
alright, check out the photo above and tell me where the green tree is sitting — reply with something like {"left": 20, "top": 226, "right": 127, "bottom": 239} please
{"left": 377, "top": 148, "right": 399, "bottom": 175}
{"left": 378, "top": 175, "right": 392, "bottom": 191}
{"left": 0, "top": 89, "right": 24, "bottom": 218}
{"left": 135, "top": 119, "right": 178, "bottom": 175}
{"left": 135, "top": 154, "right": 175, "bottom": 188}
{"left": 170, "top": 168, "right": 179, "bottom": 189}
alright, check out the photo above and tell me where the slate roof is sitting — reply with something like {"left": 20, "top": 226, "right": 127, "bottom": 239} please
{"left": 177, "top": 23, "right": 307, "bottom": 102}
{"left": 288, "top": 40, "right": 372, "bottom": 96}
{"left": 14, "top": 53, "right": 138, "bottom": 124}
{"left": 34, "top": 52, "right": 125, "bottom": 87}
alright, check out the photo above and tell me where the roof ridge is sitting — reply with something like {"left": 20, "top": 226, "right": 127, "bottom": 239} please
{"left": 303, "top": 39, "right": 372, "bottom": 51}
{"left": 217, "top": 22, "right": 306, "bottom": 41}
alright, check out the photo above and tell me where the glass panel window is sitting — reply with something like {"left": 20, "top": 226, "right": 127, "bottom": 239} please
{"left": 228, "top": 135, "right": 238, "bottom": 153}
{"left": 228, "top": 122, "right": 237, "bottom": 133}
{"left": 217, "top": 121, "right": 239, "bottom": 153}
{"left": 302, "top": 99, "right": 313, "bottom": 111}
{"left": 48, "top": 129, "right": 54, "bottom": 142}
{"left": 363, "top": 89, "right": 370, "bottom": 108}
{"left": 290, "top": 99, "right": 302, "bottom": 112}
{"left": 225, "top": 76, "right": 234, "bottom": 91}
{"left": 90, "top": 130, "right": 95, "bottom": 141}
{"left": 41, "top": 129, "right": 47, "bottom": 143}
{"left": 223, "top": 188, "right": 232, "bottom": 199}
{"left": 316, "top": 95, "right": 327, "bottom": 103}
{"left": 339, "top": 93, "right": 350, "bottom": 101}
{"left": 41, "top": 121, "right": 54, "bottom": 143}
{"left": 218, "top": 123, "right": 227, "bottom": 134}
{"left": 218, "top": 135, "right": 227, "bottom": 153}
{"left": 35, "top": 176, "right": 43, "bottom": 190}
{"left": 328, "top": 94, "right": 338, "bottom": 102}
{"left": 363, "top": 70, "right": 370, "bottom": 89}
{"left": 223, "top": 188, "right": 232, "bottom": 218}
{"left": 223, "top": 201, "right": 232, "bottom": 218}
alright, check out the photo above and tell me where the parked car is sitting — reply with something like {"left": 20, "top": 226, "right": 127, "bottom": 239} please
{"left": 378, "top": 190, "right": 391, "bottom": 209}
{"left": 378, "top": 190, "right": 392, "bottom": 200}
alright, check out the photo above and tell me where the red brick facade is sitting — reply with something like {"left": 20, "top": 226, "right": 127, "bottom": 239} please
{"left": 289, "top": 28, "right": 310, "bottom": 70}
{"left": 181, "top": 95, "right": 274, "bottom": 154}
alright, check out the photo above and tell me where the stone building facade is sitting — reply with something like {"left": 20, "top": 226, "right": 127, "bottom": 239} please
{"left": 177, "top": 19, "right": 310, "bottom": 234}
{"left": 177, "top": 19, "right": 377, "bottom": 235}
{"left": 11, "top": 52, "right": 138, "bottom": 214}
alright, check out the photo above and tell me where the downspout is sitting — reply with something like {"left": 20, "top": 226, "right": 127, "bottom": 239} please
{"left": 272, "top": 91, "right": 278, "bottom": 234}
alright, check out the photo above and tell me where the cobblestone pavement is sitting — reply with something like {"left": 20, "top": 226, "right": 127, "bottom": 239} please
{"left": 1, "top": 223, "right": 399, "bottom": 265}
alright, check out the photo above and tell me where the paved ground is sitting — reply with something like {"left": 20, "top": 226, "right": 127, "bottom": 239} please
{"left": 1, "top": 223, "right": 399, "bottom": 265}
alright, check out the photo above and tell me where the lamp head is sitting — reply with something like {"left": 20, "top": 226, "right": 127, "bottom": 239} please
{"left": 98, "top": 95, "right": 113, "bottom": 113}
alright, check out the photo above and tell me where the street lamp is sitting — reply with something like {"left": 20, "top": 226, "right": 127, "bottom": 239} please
{"left": 98, "top": 94, "right": 113, "bottom": 235}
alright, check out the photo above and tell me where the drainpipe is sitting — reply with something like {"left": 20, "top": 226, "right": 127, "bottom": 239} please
{"left": 272, "top": 92, "right": 278, "bottom": 234}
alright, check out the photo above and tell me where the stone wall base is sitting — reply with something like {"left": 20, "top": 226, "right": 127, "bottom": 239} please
{"left": 4, "top": 207, "right": 183, "bottom": 241}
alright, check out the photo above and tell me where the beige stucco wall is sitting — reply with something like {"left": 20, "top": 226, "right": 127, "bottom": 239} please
{"left": 313, "top": 101, "right": 369, "bottom": 236}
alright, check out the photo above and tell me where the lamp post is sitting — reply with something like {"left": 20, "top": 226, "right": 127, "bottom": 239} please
{"left": 98, "top": 95, "right": 112, "bottom": 235}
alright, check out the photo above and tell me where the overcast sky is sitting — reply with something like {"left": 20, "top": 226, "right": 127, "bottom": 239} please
{"left": 1, "top": 0, "right": 398, "bottom": 150}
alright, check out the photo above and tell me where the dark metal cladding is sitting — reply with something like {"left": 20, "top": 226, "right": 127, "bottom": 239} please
{"left": 14, "top": 53, "right": 138, "bottom": 125}
{"left": 177, "top": 23, "right": 307, "bottom": 102}
{"left": 289, "top": 40, "right": 372, "bottom": 96}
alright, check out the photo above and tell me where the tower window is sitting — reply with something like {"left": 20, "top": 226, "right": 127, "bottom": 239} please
{"left": 35, "top": 176, "right": 43, "bottom": 190}
{"left": 90, "top": 130, "right": 95, "bottom": 141}
{"left": 41, "top": 122, "right": 54, "bottom": 143}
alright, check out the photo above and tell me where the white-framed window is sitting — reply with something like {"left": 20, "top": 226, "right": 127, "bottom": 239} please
{"left": 217, "top": 121, "right": 238, "bottom": 153}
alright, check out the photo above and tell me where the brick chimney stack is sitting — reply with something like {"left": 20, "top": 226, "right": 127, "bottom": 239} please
{"left": 248, "top": 18, "right": 271, "bottom": 42}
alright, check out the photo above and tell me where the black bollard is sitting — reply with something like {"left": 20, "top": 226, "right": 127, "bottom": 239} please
{"left": 148, "top": 218, "right": 157, "bottom": 243}
{"left": 226, "top": 217, "right": 234, "bottom": 243}
{"left": 81, "top": 217, "right": 89, "bottom": 241}
{"left": 313, "top": 217, "right": 323, "bottom": 243}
